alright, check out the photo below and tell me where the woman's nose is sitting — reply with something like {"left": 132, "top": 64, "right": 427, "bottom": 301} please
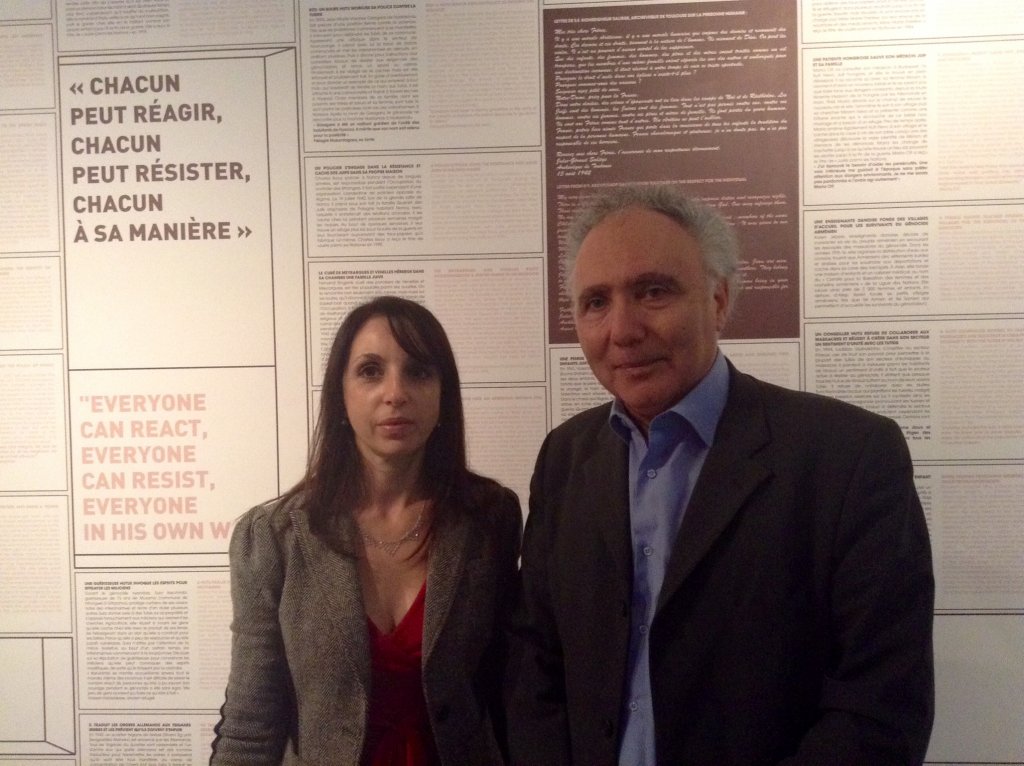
{"left": 382, "top": 370, "right": 408, "bottom": 404}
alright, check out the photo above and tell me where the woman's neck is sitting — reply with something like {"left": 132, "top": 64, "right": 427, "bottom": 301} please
{"left": 360, "top": 453, "right": 427, "bottom": 512}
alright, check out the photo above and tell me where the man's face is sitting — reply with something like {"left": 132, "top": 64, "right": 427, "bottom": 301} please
{"left": 572, "top": 206, "right": 730, "bottom": 432}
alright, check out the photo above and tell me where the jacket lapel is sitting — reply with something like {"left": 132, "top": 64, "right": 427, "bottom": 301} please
{"left": 657, "top": 368, "right": 773, "bottom": 612}
{"left": 582, "top": 421, "right": 633, "bottom": 586}
{"left": 423, "top": 511, "right": 470, "bottom": 663}
{"left": 289, "top": 508, "right": 371, "bottom": 696}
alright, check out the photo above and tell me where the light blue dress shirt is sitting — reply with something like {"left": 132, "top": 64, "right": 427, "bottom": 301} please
{"left": 609, "top": 352, "right": 729, "bottom": 766}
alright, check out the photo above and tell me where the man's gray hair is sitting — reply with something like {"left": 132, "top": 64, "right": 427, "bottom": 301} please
{"left": 564, "top": 184, "right": 741, "bottom": 301}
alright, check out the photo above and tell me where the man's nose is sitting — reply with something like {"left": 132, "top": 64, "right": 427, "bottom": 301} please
{"left": 608, "top": 300, "right": 645, "bottom": 345}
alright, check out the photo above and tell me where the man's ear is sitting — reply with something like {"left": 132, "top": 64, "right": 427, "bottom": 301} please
{"left": 713, "top": 277, "right": 731, "bottom": 332}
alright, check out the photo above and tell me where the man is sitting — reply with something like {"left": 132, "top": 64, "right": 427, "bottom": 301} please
{"left": 507, "top": 185, "right": 934, "bottom": 765}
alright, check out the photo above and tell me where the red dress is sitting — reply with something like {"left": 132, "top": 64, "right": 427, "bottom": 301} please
{"left": 362, "top": 583, "right": 441, "bottom": 766}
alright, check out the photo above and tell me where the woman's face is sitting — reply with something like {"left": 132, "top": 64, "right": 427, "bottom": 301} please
{"left": 342, "top": 315, "right": 442, "bottom": 468}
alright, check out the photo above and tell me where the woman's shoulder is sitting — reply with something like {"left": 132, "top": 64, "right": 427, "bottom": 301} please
{"left": 463, "top": 473, "right": 517, "bottom": 509}
{"left": 229, "top": 492, "right": 309, "bottom": 561}
{"left": 237, "top": 492, "right": 302, "bottom": 531}
{"left": 461, "top": 473, "right": 522, "bottom": 537}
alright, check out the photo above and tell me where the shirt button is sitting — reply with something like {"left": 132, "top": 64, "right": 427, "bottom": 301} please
{"left": 646, "top": 468, "right": 656, "bottom": 478}
{"left": 643, "top": 545, "right": 654, "bottom": 557}
{"left": 639, "top": 624, "right": 648, "bottom": 635}
{"left": 629, "top": 701, "right": 639, "bottom": 712}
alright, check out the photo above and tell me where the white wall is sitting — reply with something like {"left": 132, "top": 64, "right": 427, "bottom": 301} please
{"left": 0, "top": 0, "right": 1021, "bottom": 762}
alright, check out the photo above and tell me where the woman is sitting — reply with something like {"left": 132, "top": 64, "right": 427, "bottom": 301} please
{"left": 211, "top": 296, "right": 522, "bottom": 765}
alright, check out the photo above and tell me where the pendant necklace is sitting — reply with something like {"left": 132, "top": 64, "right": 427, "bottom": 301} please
{"left": 359, "top": 505, "right": 426, "bottom": 556}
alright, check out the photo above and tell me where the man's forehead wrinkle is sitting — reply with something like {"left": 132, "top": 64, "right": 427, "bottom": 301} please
{"left": 627, "top": 271, "right": 678, "bottom": 285}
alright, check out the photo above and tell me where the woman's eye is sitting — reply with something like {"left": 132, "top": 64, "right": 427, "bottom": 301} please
{"left": 407, "top": 363, "right": 436, "bottom": 381}
{"left": 356, "top": 363, "right": 382, "bottom": 379}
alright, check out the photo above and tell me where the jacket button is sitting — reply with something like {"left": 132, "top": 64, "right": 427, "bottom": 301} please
{"left": 436, "top": 704, "right": 451, "bottom": 722}
{"left": 602, "top": 719, "right": 615, "bottom": 738}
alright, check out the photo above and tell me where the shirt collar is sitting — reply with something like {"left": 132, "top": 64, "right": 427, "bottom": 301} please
{"left": 609, "top": 350, "right": 729, "bottom": 447}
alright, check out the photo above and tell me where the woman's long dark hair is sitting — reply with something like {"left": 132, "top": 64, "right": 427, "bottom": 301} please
{"left": 285, "top": 296, "right": 469, "bottom": 549}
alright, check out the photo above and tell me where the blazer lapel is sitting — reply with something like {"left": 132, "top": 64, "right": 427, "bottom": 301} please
{"left": 582, "top": 422, "right": 633, "bottom": 584}
{"left": 289, "top": 508, "right": 371, "bottom": 695}
{"left": 657, "top": 369, "right": 773, "bottom": 612}
{"left": 423, "top": 511, "right": 470, "bottom": 663}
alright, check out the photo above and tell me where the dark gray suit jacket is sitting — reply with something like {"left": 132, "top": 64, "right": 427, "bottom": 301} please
{"left": 212, "top": 479, "right": 521, "bottom": 765}
{"left": 508, "top": 364, "right": 934, "bottom": 765}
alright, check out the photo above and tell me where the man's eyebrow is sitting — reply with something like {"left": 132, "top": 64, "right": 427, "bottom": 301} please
{"left": 573, "top": 284, "right": 607, "bottom": 307}
{"left": 575, "top": 272, "right": 681, "bottom": 298}
{"left": 576, "top": 283, "right": 608, "bottom": 297}
{"left": 629, "top": 272, "right": 682, "bottom": 289}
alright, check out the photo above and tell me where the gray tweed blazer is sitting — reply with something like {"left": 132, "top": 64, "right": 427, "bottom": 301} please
{"left": 211, "top": 479, "right": 522, "bottom": 765}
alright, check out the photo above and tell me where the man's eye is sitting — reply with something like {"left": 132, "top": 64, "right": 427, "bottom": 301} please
{"left": 641, "top": 284, "right": 670, "bottom": 300}
{"left": 581, "top": 295, "right": 607, "bottom": 312}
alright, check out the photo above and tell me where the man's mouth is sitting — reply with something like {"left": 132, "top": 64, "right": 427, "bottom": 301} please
{"left": 615, "top": 357, "right": 661, "bottom": 372}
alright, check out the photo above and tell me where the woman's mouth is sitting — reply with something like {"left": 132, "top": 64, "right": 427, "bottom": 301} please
{"left": 378, "top": 417, "right": 415, "bottom": 436}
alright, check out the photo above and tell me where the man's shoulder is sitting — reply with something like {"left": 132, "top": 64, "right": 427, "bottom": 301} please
{"left": 732, "top": 367, "right": 892, "bottom": 425}
{"left": 548, "top": 400, "right": 615, "bottom": 443}
{"left": 531, "top": 401, "right": 620, "bottom": 474}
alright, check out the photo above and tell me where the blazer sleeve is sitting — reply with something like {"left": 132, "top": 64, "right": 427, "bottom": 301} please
{"left": 210, "top": 506, "right": 294, "bottom": 766}
{"left": 783, "top": 416, "right": 935, "bottom": 766}
{"left": 483, "top": 486, "right": 525, "bottom": 761}
{"left": 506, "top": 433, "right": 574, "bottom": 766}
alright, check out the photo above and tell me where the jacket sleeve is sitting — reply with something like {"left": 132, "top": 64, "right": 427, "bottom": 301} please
{"left": 506, "top": 434, "right": 574, "bottom": 766}
{"left": 782, "top": 417, "right": 935, "bottom": 766}
{"left": 484, "top": 487, "right": 525, "bottom": 762}
{"left": 210, "top": 506, "right": 293, "bottom": 765}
